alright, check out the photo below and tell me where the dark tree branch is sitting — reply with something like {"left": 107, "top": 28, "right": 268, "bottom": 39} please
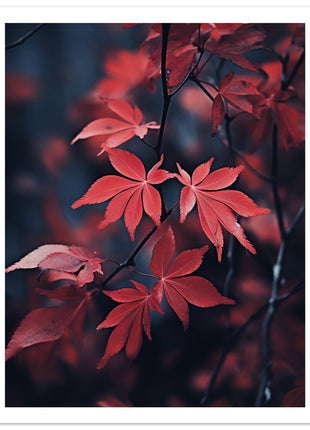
{"left": 6, "top": 24, "right": 45, "bottom": 50}
{"left": 160, "top": 24, "right": 171, "bottom": 101}
{"left": 271, "top": 125, "right": 286, "bottom": 240}
{"left": 287, "top": 203, "right": 305, "bottom": 236}
{"left": 200, "top": 280, "right": 304, "bottom": 406}
{"left": 255, "top": 123, "right": 305, "bottom": 406}
{"left": 255, "top": 242, "right": 285, "bottom": 406}
{"left": 255, "top": 123, "right": 285, "bottom": 407}
{"left": 283, "top": 48, "right": 305, "bottom": 91}
{"left": 155, "top": 24, "right": 171, "bottom": 160}
{"left": 255, "top": 201, "right": 304, "bottom": 407}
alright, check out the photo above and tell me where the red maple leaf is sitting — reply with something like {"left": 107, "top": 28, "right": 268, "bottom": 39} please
{"left": 96, "top": 281, "right": 163, "bottom": 369}
{"left": 250, "top": 94, "right": 304, "bottom": 152}
{"left": 204, "top": 24, "right": 266, "bottom": 72}
{"left": 5, "top": 288, "right": 88, "bottom": 361}
{"left": 211, "top": 71, "right": 264, "bottom": 136}
{"left": 72, "top": 149, "right": 174, "bottom": 240}
{"left": 250, "top": 61, "right": 304, "bottom": 151}
{"left": 175, "top": 159, "right": 270, "bottom": 261}
{"left": 5, "top": 244, "right": 104, "bottom": 287}
{"left": 71, "top": 98, "right": 159, "bottom": 155}
{"left": 149, "top": 227, "right": 235, "bottom": 330}
{"left": 6, "top": 72, "right": 38, "bottom": 105}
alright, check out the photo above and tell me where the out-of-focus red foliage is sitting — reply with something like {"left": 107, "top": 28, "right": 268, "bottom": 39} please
{"left": 97, "top": 48, "right": 157, "bottom": 97}
{"left": 40, "top": 137, "right": 69, "bottom": 176}
{"left": 281, "top": 377, "right": 305, "bottom": 407}
{"left": 6, "top": 72, "right": 39, "bottom": 105}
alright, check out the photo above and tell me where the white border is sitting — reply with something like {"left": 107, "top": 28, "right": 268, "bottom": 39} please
{"left": 2, "top": 4, "right": 309, "bottom": 424}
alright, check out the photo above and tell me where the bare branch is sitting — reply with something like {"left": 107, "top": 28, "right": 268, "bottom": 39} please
{"left": 200, "top": 280, "right": 304, "bottom": 406}
{"left": 6, "top": 24, "right": 45, "bottom": 50}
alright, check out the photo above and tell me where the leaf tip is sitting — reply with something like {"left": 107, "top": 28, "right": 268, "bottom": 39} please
{"left": 257, "top": 207, "right": 271, "bottom": 215}
{"left": 71, "top": 200, "right": 82, "bottom": 209}
{"left": 224, "top": 297, "right": 236, "bottom": 305}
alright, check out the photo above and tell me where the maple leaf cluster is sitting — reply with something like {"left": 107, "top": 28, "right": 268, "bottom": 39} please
{"left": 72, "top": 147, "right": 269, "bottom": 260}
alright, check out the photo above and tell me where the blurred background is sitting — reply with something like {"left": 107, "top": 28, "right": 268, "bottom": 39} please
{"left": 5, "top": 23, "right": 304, "bottom": 407}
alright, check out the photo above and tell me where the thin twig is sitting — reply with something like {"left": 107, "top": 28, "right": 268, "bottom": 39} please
{"left": 196, "top": 53, "right": 213, "bottom": 76}
{"left": 287, "top": 203, "right": 305, "bottom": 236}
{"left": 99, "top": 226, "right": 156, "bottom": 289}
{"left": 255, "top": 242, "right": 285, "bottom": 406}
{"left": 195, "top": 78, "right": 218, "bottom": 93}
{"left": 169, "top": 50, "right": 204, "bottom": 97}
{"left": 6, "top": 24, "right": 45, "bottom": 50}
{"left": 103, "top": 259, "right": 121, "bottom": 265}
{"left": 191, "top": 77, "right": 215, "bottom": 101}
{"left": 271, "top": 124, "right": 286, "bottom": 239}
{"left": 97, "top": 202, "right": 177, "bottom": 290}
{"left": 283, "top": 48, "right": 305, "bottom": 91}
{"left": 231, "top": 147, "right": 273, "bottom": 183}
{"left": 200, "top": 280, "right": 304, "bottom": 406}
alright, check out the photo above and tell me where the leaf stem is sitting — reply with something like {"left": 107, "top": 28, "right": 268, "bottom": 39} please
{"left": 103, "top": 259, "right": 121, "bottom": 265}
{"left": 98, "top": 202, "right": 178, "bottom": 290}
{"left": 127, "top": 266, "right": 158, "bottom": 280}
